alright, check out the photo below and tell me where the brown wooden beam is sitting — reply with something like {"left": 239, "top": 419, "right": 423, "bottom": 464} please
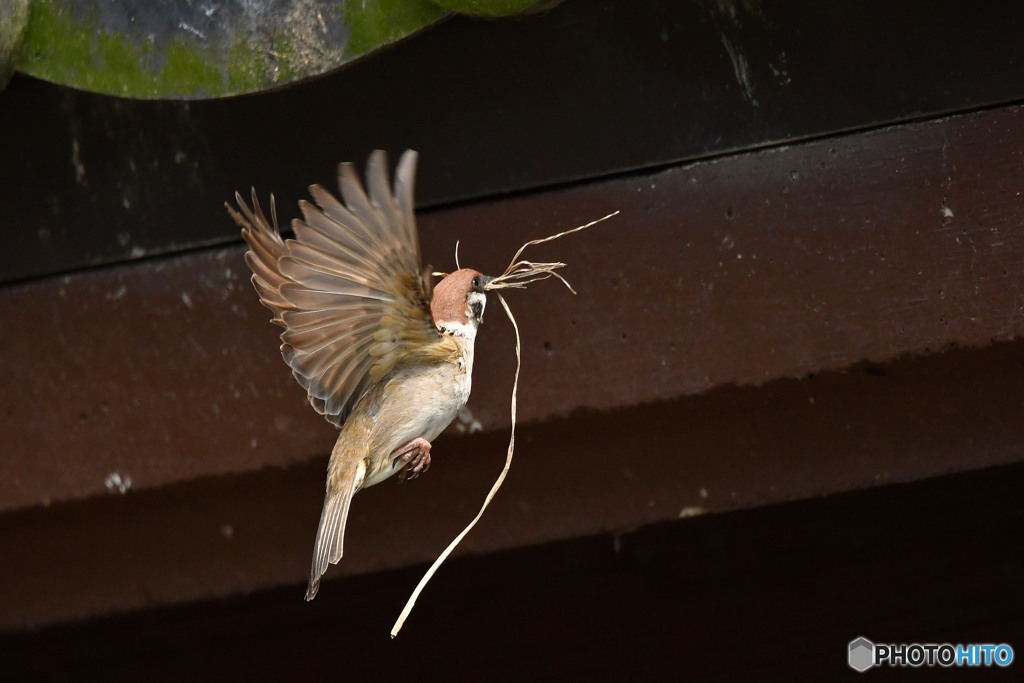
{"left": 3, "top": 106, "right": 1024, "bottom": 514}
{"left": 5, "top": 460, "right": 1023, "bottom": 680}
{"left": 2, "top": 339, "right": 1023, "bottom": 630}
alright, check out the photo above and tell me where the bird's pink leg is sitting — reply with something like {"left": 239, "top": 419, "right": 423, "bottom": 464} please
{"left": 392, "top": 437, "right": 432, "bottom": 482}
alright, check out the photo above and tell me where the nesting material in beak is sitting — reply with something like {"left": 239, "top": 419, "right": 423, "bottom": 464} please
{"left": 391, "top": 209, "right": 620, "bottom": 638}
{"left": 482, "top": 211, "right": 620, "bottom": 294}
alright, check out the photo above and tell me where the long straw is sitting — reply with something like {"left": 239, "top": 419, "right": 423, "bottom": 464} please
{"left": 391, "top": 293, "right": 520, "bottom": 637}
{"left": 390, "top": 210, "right": 619, "bottom": 637}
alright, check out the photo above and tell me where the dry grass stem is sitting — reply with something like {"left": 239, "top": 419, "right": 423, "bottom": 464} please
{"left": 484, "top": 211, "right": 620, "bottom": 294}
{"left": 391, "top": 293, "right": 520, "bottom": 638}
{"left": 391, "top": 210, "right": 618, "bottom": 637}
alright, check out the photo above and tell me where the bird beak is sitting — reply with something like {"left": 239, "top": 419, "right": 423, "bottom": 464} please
{"left": 481, "top": 275, "right": 494, "bottom": 287}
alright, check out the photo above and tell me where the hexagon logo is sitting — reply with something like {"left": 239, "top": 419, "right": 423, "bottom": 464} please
{"left": 849, "top": 637, "right": 875, "bottom": 672}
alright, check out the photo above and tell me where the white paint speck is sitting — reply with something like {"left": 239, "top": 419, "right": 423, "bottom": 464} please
{"left": 71, "top": 138, "right": 87, "bottom": 185}
{"left": 104, "top": 471, "right": 132, "bottom": 494}
{"left": 178, "top": 21, "right": 206, "bottom": 39}
{"left": 769, "top": 51, "right": 792, "bottom": 86}
{"left": 941, "top": 203, "right": 954, "bottom": 218}
{"left": 181, "top": 291, "right": 193, "bottom": 309}
{"left": 720, "top": 35, "right": 758, "bottom": 106}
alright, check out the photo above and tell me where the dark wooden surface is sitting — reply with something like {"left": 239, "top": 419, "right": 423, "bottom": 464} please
{"left": 4, "top": 460, "right": 1022, "bottom": 681}
{"left": 3, "top": 105, "right": 1024, "bottom": 514}
{"left": 5, "top": 0, "right": 1024, "bottom": 283}
{"left": 2, "top": 338, "right": 1023, "bottom": 630}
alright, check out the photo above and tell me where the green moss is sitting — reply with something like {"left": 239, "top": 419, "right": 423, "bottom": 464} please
{"left": 0, "top": 0, "right": 30, "bottom": 85}
{"left": 428, "top": 0, "right": 544, "bottom": 17}
{"left": 270, "top": 37, "right": 297, "bottom": 86}
{"left": 342, "top": 0, "right": 447, "bottom": 57}
{"left": 18, "top": 1, "right": 91, "bottom": 88}
{"left": 17, "top": 0, "right": 449, "bottom": 99}
{"left": 93, "top": 27, "right": 157, "bottom": 96}
{"left": 161, "top": 42, "right": 223, "bottom": 97}
{"left": 19, "top": 0, "right": 227, "bottom": 97}
{"left": 225, "top": 35, "right": 265, "bottom": 94}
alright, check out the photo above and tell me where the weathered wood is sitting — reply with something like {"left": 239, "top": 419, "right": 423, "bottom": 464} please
{"left": 1, "top": 340, "right": 1023, "bottom": 629}
{"left": 4, "top": 453, "right": 1023, "bottom": 681}
{"left": 7, "top": 0, "right": 1024, "bottom": 281}
{"left": 2, "top": 105, "right": 1024, "bottom": 514}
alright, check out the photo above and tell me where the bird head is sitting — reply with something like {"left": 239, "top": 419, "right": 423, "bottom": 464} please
{"left": 430, "top": 268, "right": 493, "bottom": 337}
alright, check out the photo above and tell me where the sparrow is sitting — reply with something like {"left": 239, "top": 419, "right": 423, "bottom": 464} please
{"left": 227, "top": 150, "right": 491, "bottom": 600}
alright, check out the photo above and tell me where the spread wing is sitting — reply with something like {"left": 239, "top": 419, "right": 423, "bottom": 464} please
{"left": 228, "top": 150, "right": 439, "bottom": 427}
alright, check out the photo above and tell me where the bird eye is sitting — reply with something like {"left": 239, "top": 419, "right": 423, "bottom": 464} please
{"left": 472, "top": 276, "right": 480, "bottom": 288}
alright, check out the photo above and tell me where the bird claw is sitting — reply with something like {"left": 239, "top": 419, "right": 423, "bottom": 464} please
{"left": 392, "top": 438, "right": 432, "bottom": 482}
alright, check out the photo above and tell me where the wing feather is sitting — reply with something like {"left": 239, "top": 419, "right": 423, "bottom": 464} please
{"left": 232, "top": 150, "right": 438, "bottom": 426}
{"left": 279, "top": 283, "right": 393, "bottom": 308}
{"left": 280, "top": 315, "right": 378, "bottom": 355}
{"left": 278, "top": 254, "right": 385, "bottom": 295}
{"left": 394, "top": 149, "right": 421, "bottom": 261}
{"left": 339, "top": 161, "right": 390, "bottom": 246}
{"left": 230, "top": 193, "right": 292, "bottom": 325}
{"left": 296, "top": 199, "right": 385, "bottom": 273}
{"left": 289, "top": 323, "right": 380, "bottom": 370}
{"left": 282, "top": 307, "right": 375, "bottom": 330}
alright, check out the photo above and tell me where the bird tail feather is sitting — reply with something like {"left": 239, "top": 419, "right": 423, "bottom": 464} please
{"left": 305, "top": 460, "right": 365, "bottom": 601}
